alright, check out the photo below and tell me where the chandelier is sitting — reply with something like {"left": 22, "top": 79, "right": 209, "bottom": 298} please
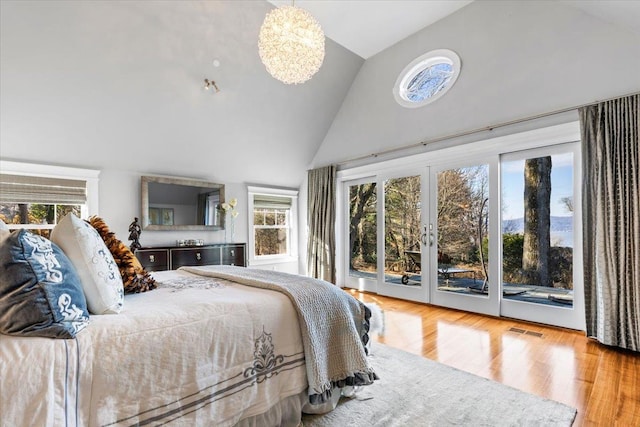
{"left": 258, "top": 3, "right": 325, "bottom": 85}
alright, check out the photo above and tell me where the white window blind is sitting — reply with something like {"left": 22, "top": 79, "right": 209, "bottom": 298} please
{"left": 0, "top": 173, "right": 87, "bottom": 205}
{"left": 253, "top": 194, "right": 292, "bottom": 209}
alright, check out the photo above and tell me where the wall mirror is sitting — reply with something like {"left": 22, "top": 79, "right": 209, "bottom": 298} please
{"left": 141, "top": 175, "right": 225, "bottom": 231}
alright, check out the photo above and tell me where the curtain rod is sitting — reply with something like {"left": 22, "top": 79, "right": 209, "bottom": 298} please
{"left": 336, "top": 91, "right": 639, "bottom": 167}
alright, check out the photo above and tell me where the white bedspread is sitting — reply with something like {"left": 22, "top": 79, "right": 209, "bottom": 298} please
{"left": 0, "top": 332, "right": 92, "bottom": 426}
{"left": 180, "top": 265, "right": 377, "bottom": 404}
{"left": 1, "top": 269, "right": 308, "bottom": 426}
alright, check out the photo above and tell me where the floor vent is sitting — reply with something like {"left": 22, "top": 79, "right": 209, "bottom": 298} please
{"left": 508, "top": 327, "right": 544, "bottom": 338}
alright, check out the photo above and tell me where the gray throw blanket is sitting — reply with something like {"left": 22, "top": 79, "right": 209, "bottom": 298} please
{"left": 179, "top": 265, "right": 378, "bottom": 404}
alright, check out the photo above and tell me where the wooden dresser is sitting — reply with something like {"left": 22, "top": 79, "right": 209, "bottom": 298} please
{"left": 135, "top": 243, "right": 246, "bottom": 272}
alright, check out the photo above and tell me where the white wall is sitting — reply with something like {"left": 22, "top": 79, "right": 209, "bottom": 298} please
{"left": 96, "top": 168, "right": 245, "bottom": 246}
{"left": 83, "top": 168, "right": 299, "bottom": 273}
{"left": 0, "top": 2, "right": 362, "bottom": 188}
{"left": 4, "top": 1, "right": 640, "bottom": 277}
{"left": 311, "top": 0, "right": 640, "bottom": 168}
{"left": 0, "top": 1, "right": 365, "bottom": 274}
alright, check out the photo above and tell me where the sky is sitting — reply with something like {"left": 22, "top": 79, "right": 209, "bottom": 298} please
{"left": 501, "top": 152, "right": 574, "bottom": 220}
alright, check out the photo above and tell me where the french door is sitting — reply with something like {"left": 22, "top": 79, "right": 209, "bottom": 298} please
{"left": 343, "top": 161, "right": 497, "bottom": 311}
{"left": 427, "top": 144, "right": 583, "bottom": 328}
{"left": 340, "top": 125, "right": 584, "bottom": 329}
{"left": 343, "top": 172, "right": 428, "bottom": 303}
{"left": 376, "top": 171, "right": 428, "bottom": 302}
{"left": 428, "top": 159, "right": 499, "bottom": 316}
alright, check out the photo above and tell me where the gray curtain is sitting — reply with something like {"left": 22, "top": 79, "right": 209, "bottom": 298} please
{"left": 580, "top": 94, "right": 639, "bottom": 351}
{"left": 307, "top": 165, "right": 337, "bottom": 283}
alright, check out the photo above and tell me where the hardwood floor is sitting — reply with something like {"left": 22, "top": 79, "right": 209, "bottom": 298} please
{"left": 348, "top": 290, "right": 640, "bottom": 426}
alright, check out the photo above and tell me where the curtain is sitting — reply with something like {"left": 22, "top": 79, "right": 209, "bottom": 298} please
{"left": 580, "top": 94, "right": 640, "bottom": 351}
{"left": 307, "top": 165, "right": 337, "bottom": 283}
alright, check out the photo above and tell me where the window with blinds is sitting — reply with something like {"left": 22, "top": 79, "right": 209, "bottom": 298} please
{"left": 0, "top": 173, "right": 89, "bottom": 238}
{"left": 253, "top": 194, "right": 292, "bottom": 257}
{"left": 248, "top": 187, "right": 298, "bottom": 263}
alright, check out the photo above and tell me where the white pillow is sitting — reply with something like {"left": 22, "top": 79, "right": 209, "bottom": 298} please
{"left": 51, "top": 213, "right": 124, "bottom": 314}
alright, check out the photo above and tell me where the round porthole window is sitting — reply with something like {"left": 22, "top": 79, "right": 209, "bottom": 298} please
{"left": 393, "top": 49, "right": 461, "bottom": 108}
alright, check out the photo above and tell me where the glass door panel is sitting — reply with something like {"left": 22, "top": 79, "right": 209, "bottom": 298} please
{"left": 436, "top": 165, "right": 490, "bottom": 294}
{"left": 377, "top": 171, "right": 429, "bottom": 303}
{"left": 500, "top": 144, "right": 583, "bottom": 330}
{"left": 501, "top": 153, "right": 574, "bottom": 306}
{"left": 431, "top": 162, "right": 497, "bottom": 316}
{"left": 344, "top": 179, "right": 378, "bottom": 292}
{"left": 384, "top": 175, "right": 422, "bottom": 287}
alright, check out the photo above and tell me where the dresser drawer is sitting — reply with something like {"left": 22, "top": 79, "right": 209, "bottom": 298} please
{"left": 136, "top": 249, "right": 169, "bottom": 272}
{"left": 222, "top": 245, "right": 245, "bottom": 266}
{"left": 171, "top": 247, "right": 220, "bottom": 269}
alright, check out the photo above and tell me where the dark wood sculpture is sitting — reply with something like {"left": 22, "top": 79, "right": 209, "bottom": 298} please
{"left": 128, "top": 217, "right": 142, "bottom": 251}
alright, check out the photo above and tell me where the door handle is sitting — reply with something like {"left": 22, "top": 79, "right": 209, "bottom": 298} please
{"left": 421, "top": 226, "right": 434, "bottom": 247}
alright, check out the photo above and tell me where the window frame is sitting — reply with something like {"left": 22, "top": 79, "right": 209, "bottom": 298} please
{"left": 247, "top": 186, "right": 298, "bottom": 265}
{"left": 0, "top": 160, "right": 100, "bottom": 234}
{"left": 393, "top": 49, "right": 461, "bottom": 109}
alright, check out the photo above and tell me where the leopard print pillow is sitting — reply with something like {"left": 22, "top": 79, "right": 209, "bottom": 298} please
{"left": 87, "top": 216, "right": 156, "bottom": 294}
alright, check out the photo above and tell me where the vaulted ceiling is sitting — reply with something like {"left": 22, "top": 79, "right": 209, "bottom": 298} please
{"left": 268, "top": 0, "right": 473, "bottom": 59}
{"left": 268, "top": 0, "right": 640, "bottom": 59}
{"left": 0, "top": 1, "right": 363, "bottom": 187}
{"left": 1, "top": 1, "right": 639, "bottom": 189}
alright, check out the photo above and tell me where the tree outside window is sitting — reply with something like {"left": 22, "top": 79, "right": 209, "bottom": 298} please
{"left": 254, "top": 207, "right": 289, "bottom": 256}
{"left": 0, "top": 203, "right": 82, "bottom": 238}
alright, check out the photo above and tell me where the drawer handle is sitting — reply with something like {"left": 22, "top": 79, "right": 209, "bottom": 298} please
{"left": 196, "top": 252, "right": 201, "bottom": 261}
{"left": 230, "top": 250, "right": 234, "bottom": 256}
{"left": 149, "top": 255, "right": 155, "bottom": 263}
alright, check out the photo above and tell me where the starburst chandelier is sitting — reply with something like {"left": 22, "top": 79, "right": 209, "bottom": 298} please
{"left": 258, "top": 2, "right": 325, "bottom": 85}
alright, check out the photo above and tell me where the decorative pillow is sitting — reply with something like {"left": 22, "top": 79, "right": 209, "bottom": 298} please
{"left": 0, "top": 229, "right": 90, "bottom": 338}
{"left": 51, "top": 213, "right": 124, "bottom": 314}
{"left": 87, "top": 216, "right": 156, "bottom": 294}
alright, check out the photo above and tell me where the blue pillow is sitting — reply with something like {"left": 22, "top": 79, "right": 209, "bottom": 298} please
{"left": 0, "top": 230, "right": 90, "bottom": 338}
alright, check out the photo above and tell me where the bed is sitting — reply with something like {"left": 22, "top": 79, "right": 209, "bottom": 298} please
{"left": 0, "top": 218, "right": 377, "bottom": 427}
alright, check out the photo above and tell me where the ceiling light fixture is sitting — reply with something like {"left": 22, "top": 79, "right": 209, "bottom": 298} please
{"left": 204, "top": 78, "right": 220, "bottom": 93}
{"left": 258, "top": 1, "right": 325, "bottom": 85}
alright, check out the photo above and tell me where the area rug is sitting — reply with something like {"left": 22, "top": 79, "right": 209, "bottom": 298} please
{"left": 302, "top": 343, "right": 576, "bottom": 427}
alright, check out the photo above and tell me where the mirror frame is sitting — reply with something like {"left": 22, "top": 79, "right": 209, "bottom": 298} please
{"left": 141, "top": 175, "right": 225, "bottom": 231}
